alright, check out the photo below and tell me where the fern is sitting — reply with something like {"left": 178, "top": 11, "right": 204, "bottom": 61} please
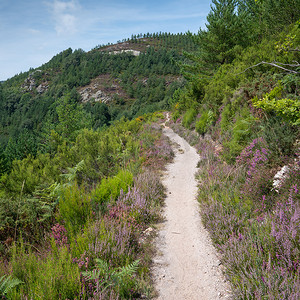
{"left": 82, "top": 258, "right": 109, "bottom": 280}
{"left": 60, "top": 160, "right": 85, "bottom": 183}
{"left": 115, "top": 259, "right": 140, "bottom": 280}
{"left": 82, "top": 259, "right": 140, "bottom": 296}
{"left": 0, "top": 275, "right": 23, "bottom": 296}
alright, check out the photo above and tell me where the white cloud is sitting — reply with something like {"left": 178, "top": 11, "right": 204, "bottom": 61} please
{"left": 28, "top": 28, "right": 41, "bottom": 35}
{"left": 49, "top": 0, "right": 80, "bottom": 36}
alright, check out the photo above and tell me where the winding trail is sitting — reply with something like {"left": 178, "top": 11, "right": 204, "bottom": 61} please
{"left": 152, "top": 119, "right": 230, "bottom": 300}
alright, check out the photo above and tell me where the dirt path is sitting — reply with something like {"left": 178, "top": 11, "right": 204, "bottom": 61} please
{"left": 152, "top": 121, "right": 230, "bottom": 300}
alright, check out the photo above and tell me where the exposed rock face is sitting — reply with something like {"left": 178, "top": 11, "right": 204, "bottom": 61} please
{"left": 22, "top": 76, "right": 36, "bottom": 91}
{"left": 109, "top": 49, "right": 141, "bottom": 56}
{"left": 78, "top": 74, "right": 127, "bottom": 103}
{"left": 80, "top": 87, "right": 112, "bottom": 103}
{"left": 21, "top": 70, "right": 48, "bottom": 93}
{"left": 36, "top": 83, "right": 49, "bottom": 94}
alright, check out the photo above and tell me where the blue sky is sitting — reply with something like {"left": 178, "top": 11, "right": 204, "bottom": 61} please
{"left": 0, "top": 0, "right": 211, "bottom": 81}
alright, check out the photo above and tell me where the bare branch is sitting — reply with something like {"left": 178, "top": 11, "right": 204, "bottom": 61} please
{"left": 288, "top": 48, "right": 300, "bottom": 52}
{"left": 273, "top": 61, "right": 300, "bottom": 67}
{"left": 236, "top": 61, "right": 300, "bottom": 75}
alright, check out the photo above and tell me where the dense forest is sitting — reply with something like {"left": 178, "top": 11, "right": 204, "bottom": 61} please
{"left": 0, "top": 0, "right": 299, "bottom": 298}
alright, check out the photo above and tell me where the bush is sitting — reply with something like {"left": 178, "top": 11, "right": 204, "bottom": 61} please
{"left": 8, "top": 240, "right": 81, "bottom": 299}
{"left": 260, "top": 115, "right": 298, "bottom": 164}
{"left": 222, "top": 106, "right": 256, "bottom": 163}
{"left": 57, "top": 183, "right": 91, "bottom": 236}
{"left": 91, "top": 169, "right": 133, "bottom": 214}
{"left": 182, "top": 108, "right": 197, "bottom": 128}
{"left": 0, "top": 195, "right": 55, "bottom": 245}
{"left": 220, "top": 104, "right": 233, "bottom": 134}
{"left": 195, "top": 110, "right": 214, "bottom": 135}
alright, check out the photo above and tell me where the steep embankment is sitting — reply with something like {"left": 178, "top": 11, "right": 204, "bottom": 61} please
{"left": 152, "top": 118, "right": 230, "bottom": 299}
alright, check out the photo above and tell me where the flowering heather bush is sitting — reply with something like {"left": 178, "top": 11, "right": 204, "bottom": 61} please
{"left": 201, "top": 197, "right": 249, "bottom": 245}
{"left": 171, "top": 117, "right": 300, "bottom": 298}
{"left": 134, "top": 170, "right": 165, "bottom": 209}
{"left": 237, "top": 138, "right": 274, "bottom": 203}
{"left": 220, "top": 195, "right": 300, "bottom": 299}
{"left": 270, "top": 190, "right": 300, "bottom": 273}
{"left": 87, "top": 218, "right": 137, "bottom": 268}
{"left": 140, "top": 124, "right": 174, "bottom": 169}
{"left": 51, "top": 223, "right": 68, "bottom": 247}
{"left": 237, "top": 138, "right": 269, "bottom": 169}
{"left": 80, "top": 169, "right": 166, "bottom": 297}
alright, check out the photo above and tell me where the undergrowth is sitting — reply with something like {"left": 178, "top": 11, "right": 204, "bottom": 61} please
{"left": 0, "top": 112, "right": 172, "bottom": 299}
{"left": 169, "top": 118, "right": 300, "bottom": 299}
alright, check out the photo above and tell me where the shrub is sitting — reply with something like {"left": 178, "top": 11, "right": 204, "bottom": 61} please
{"left": 195, "top": 110, "right": 214, "bottom": 135}
{"left": 91, "top": 169, "right": 133, "bottom": 214}
{"left": 0, "top": 153, "right": 61, "bottom": 196}
{"left": 220, "top": 103, "right": 233, "bottom": 134}
{"left": 252, "top": 85, "right": 300, "bottom": 125}
{"left": 9, "top": 240, "right": 81, "bottom": 299}
{"left": 222, "top": 106, "right": 256, "bottom": 163}
{"left": 57, "top": 183, "right": 91, "bottom": 236}
{"left": 182, "top": 108, "right": 197, "bottom": 128}
{"left": 0, "top": 195, "right": 55, "bottom": 244}
{"left": 260, "top": 115, "right": 297, "bottom": 163}
{"left": 237, "top": 138, "right": 274, "bottom": 203}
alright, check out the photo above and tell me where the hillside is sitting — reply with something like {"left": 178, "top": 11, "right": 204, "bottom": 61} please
{"left": 0, "top": 0, "right": 300, "bottom": 298}
{"left": 0, "top": 33, "right": 196, "bottom": 175}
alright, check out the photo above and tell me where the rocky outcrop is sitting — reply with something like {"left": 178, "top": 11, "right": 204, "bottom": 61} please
{"left": 109, "top": 49, "right": 141, "bottom": 56}
{"left": 80, "top": 87, "right": 112, "bottom": 103}
{"left": 22, "top": 75, "right": 36, "bottom": 91}
{"left": 36, "top": 83, "right": 49, "bottom": 94}
{"left": 21, "top": 70, "right": 48, "bottom": 93}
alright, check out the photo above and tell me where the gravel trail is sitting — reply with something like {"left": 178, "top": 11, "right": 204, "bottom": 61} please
{"left": 152, "top": 121, "right": 230, "bottom": 300}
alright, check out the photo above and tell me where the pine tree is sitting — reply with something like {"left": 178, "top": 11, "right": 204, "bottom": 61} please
{"left": 198, "top": 0, "right": 248, "bottom": 67}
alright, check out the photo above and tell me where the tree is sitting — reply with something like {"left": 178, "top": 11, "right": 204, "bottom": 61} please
{"left": 55, "top": 94, "right": 92, "bottom": 141}
{"left": 198, "top": 0, "right": 250, "bottom": 67}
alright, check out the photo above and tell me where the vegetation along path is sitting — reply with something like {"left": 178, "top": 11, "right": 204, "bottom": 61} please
{"left": 152, "top": 117, "right": 230, "bottom": 300}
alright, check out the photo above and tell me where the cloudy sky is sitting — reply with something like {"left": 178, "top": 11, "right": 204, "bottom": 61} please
{"left": 0, "top": 0, "right": 211, "bottom": 81}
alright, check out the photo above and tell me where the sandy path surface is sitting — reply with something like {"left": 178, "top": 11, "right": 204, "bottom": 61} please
{"left": 152, "top": 122, "right": 230, "bottom": 300}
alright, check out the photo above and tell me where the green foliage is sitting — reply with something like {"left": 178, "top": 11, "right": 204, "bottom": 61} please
{"left": 83, "top": 101, "right": 111, "bottom": 129}
{"left": 182, "top": 107, "right": 197, "bottom": 128}
{"left": 222, "top": 106, "right": 256, "bottom": 163}
{"left": 91, "top": 169, "right": 133, "bottom": 213}
{"left": 83, "top": 258, "right": 140, "bottom": 298}
{"left": 9, "top": 241, "right": 81, "bottom": 299}
{"left": 0, "top": 195, "right": 55, "bottom": 244}
{"left": 0, "top": 153, "right": 61, "bottom": 196}
{"left": 195, "top": 110, "right": 214, "bottom": 135}
{"left": 60, "top": 159, "right": 85, "bottom": 184}
{"left": 259, "top": 115, "right": 298, "bottom": 162}
{"left": 253, "top": 85, "right": 300, "bottom": 125}
{"left": 57, "top": 183, "right": 91, "bottom": 236}
{"left": 0, "top": 275, "right": 23, "bottom": 297}
{"left": 55, "top": 94, "right": 92, "bottom": 141}
{"left": 220, "top": 104, "right": 233, "bottom": 134}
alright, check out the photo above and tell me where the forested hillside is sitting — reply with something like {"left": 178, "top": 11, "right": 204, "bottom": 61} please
{"left": 0, "top": 0, "right": 299, "bottom": 298}
{"left": 0, "top": 32, "right": 196, "bottom": 175}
